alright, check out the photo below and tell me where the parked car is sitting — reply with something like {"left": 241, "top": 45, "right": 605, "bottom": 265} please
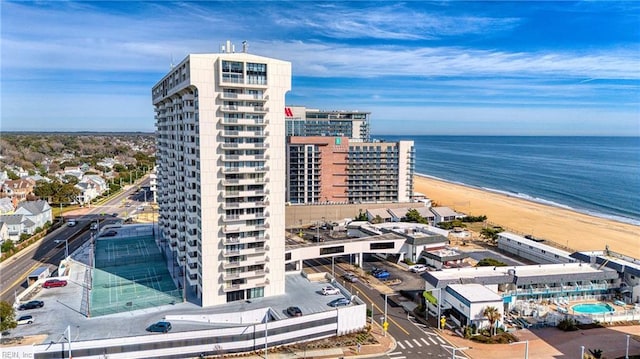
{"left": 286, "top": 306, "right": 303, "bottom": 317}
{"left": 328, "top": 298, "right": 351, "bottom": 307}
{"left": 321, "top": 286, "right": 340, "bottom": 295}
{"left": 342, "top": 272, "right": 358, "bottom": 283}
{"left": 410, "top": 264, "right": 428, "bottom": 273}
{"left": 17, "top": 315, "right": 34, "bottom": 325}
{"left": 43, "top": 279, "right": 67, "bottom": 288}
{"left": 373, "top": 270, "right": 390, "bottom": 280}
{"left": 146, "top": 321, "right": 172, "bottom": 333}
{"left": 90, "top": 222, "right": 99, "bottom": 230}
{"left": 18, "top": 300, "right": 44, "bottom": 310}
{"left": 67, "top": 220, "right": 76, "bottom": 227}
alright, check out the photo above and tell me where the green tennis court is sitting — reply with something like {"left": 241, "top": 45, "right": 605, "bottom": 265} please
{"left": 91, "top": 234, "right": 181, "bottom": 317}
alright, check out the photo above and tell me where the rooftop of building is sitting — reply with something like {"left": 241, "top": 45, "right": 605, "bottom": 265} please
{"left": 447, "top": 283, "right": 504, "bottom": 303}
{"left": 423, "top": 262, "right": 620, "bottom": 288}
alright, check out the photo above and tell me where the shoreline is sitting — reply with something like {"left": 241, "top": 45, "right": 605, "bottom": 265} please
{"left": 413, "top": 174, "right": 640, "bottom": 259}
{"left": 415, "top": 172, "right": 640, "bottom": 226}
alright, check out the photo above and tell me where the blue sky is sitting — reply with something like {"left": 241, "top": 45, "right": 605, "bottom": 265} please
{"left": 1, "top": 1, "right": 639, "bottom": 135}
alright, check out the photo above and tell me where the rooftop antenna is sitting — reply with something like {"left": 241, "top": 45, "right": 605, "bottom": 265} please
{"left": 170, "top": 54, "right": 175, "bottom": 69}
{"left": 242, "top": 40, "right": 248, "bottom": 53}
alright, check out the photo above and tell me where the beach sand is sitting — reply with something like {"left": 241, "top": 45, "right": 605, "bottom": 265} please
{"left": 414, "top": 175, "right": 640, "bottom": 259}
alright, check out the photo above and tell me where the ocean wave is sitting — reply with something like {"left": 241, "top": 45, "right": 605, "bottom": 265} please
{"left": 414, "top": 172, "right": 640, "bottom": 226}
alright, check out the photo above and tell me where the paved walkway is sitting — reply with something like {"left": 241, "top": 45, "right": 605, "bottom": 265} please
{"left": 240, "top": 324, "right": 396, "bottom": 358}
{"left": 442, "top": 325, "right": 640, "bottom": 359}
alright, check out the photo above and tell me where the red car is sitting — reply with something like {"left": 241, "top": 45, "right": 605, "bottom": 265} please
{"left": 43, "top": 279, "right": 68, "bottom": 288}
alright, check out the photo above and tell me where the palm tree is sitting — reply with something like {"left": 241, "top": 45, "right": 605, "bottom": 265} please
{"left": 482, "top": 306, "right": 502, "bottom": 336}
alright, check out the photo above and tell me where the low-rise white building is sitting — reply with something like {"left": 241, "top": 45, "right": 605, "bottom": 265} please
{"left": 442, "top": 284, "right": 504, "bottom": 329}
{"left": 497, "top": 232, "right": 575, "bottom": 264}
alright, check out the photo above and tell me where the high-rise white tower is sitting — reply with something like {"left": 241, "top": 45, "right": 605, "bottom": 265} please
{"left": 152, "top": 42, "right": 291, "bottom": 306}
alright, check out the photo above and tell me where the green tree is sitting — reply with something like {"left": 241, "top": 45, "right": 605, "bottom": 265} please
{"left": 476, "top": 258, "right": 508, "bottom": 267}
{"left": 0, "top": 301, "right": 17, "bottom": 331}
{"left": 403, "top": 209, "right": 428, "bottom": 224}
{"left": 480, "top": 227, "right": 503, "bottom": 240}
{"left": 355, "top": 210, "right": 367, "bottom": 221}
{"left": 6, "top": 169, "right": 19, "bottom": 180}
{"left": 482, "top": 306, "right": 501, "bottom": 336}
{"left": 1, "top": 240, "right": 15, "bottom": 254}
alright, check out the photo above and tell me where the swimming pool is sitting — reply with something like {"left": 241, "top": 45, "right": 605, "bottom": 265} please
{"left": 572, "top": 303, "right": 615, "bottom": 314}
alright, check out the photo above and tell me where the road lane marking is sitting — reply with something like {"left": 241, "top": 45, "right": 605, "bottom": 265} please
{"left": 429, "top": 337, "right": 438, "bottom": 345}
{"left": 436, "top": 336, "right": 445, "bottom": 344}
{"left": 0, "top": 260, "right": 43, "bottom": 298}
{"left": 404, "top": 340, "right": 413, "bottom": 348}
{"left": 413, "top": 338, "right": 422, "bottom": 347}
{"left": 354, "top": 287, "right": 411, "bottom": 336}
{"left": 420, "top": 338, "right": 431, "bottom": 346}
{"left": 397, "top": 341, "right": 405, "bottom": 350}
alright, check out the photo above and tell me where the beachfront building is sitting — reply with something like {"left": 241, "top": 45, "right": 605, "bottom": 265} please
{"left": 153, "top": 41, "right": 291, "bottom": 306}
{"left": 430, "top": 206, "right": 462, "bottom": 224}
{"left": 572, "top": 250, "right": 640, "bottom": 304}
{"left": 286, "top": 136, "right": 414, "bottom": 204}
{"left": 422, "top": 263, "right": 620, "bottom": 321}
{"left": 285, "top": 106, "right": 370, "bottom": 142}
{"left": 497, "top": 232, "right": 576, "bottom": 264}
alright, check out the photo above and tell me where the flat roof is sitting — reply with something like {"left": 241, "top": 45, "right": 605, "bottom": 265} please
{"left": 424, "top": 262, "right": 619, "bottom": 288}
{"left": 498, "top": 232, "right": 574, "bottom": 258}
{"left": 447, "top": 284, "right": 503, "bottom": 303}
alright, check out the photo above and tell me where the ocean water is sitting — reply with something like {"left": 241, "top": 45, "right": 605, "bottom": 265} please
{"left": 381, "top": 136, "right": 640, "bottom": 225}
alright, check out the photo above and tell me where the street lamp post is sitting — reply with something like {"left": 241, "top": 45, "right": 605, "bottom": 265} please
{"left": 65, "top": 325, "right": 72, "bottom": 359}
{"left": 55, "top": 238, "right": 70, "bottom": 258}
{"left": 510, "top": 340, "right": 529, "bottom": 359}
{"left": 581, "top": 345, "right": 585, "bottom": 359}
{"left": 625, "top": 334, "right": 630, "bottom": 359}
{"left": 384, "top": 294, "right": 388, "bottom": 337}
{"left": 424, "top": 285, "right": 443, "bottom": 329}
{"left": 180, "top": 257, "right": 186, "bottom": 302}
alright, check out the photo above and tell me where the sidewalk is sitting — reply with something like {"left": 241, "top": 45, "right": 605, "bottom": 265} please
{"left": 240, "top": 323, "right": 396, "bottom": 359}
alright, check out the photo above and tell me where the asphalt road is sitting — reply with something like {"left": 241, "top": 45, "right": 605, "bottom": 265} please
{"left": 0, "top": 178, "right": 150, "bottom": 304}
{"left": 304, "top": 258, "right": 464, "bottom": 359}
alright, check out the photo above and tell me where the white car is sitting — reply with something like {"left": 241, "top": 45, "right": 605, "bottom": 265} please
{"left": 410, "top": 264, "right": 428, "bottom": 273}
{"left": 17, "top": 315, "right": 34, "bottom": 325}
{"left": 321, "top": 286, "right": 340, "bottom": 295}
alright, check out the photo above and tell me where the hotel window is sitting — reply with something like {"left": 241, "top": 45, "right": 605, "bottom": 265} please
{"left": 222, "top": 61, "right": 244, "bottom": 83}
{"left": 246, "top": 62, "right": 267, "bottom": 85}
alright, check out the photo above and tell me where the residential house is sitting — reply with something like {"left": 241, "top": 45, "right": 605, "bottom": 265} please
{"left": 0, "top": 214, "right": 33, "bottom": 242}
{"left": 15, "top": 200, "right": 53, "bottom": 229}
{"left": 63, "top": 167, "right": 84, "bottom": 181}
{"left": 96, "top": 158, "right": 117, "bottom": 169}
{"left": 75, "top": 182, "right": 99, "bottom": 205}
{"left": 0, "top": 198, "right": 14, "bottom": 215}
{"left": 0, "top": 222, "right": 8, "bottom": 243}
{"left": 1, "top": 178, "right": 36, "bottom": 204}
{"left": 83, "top": 175, "right": 107, "bottom": 193}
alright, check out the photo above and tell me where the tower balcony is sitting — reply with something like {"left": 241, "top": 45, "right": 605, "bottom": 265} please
{"left": 220, "top": 118, "right": 268, "bottom": 126}
{"left": 221, "top": 200, "right": 268, "bottom": 210}
{"left": 222, "top": 267, "right": 268, "bottom": 281}
{"left": 223, "top": 234, "right": 268, "bottom": 245}
{"left": 221, "top": 130, "right": 267, "bottom": 138}
{"left": 223, "top": 245, "right": 268, "bottom": 257}
{"left": 222, "top": 188, "right": 268, "bottom": 198}
{"left": 221, "top": 166, "right": 268, "bottom": 175}
{"left": 219, "top": 92, "right": 267, "bottom": 101}
{"left": 220, "top": 142, "right": 269, "bottom": 150}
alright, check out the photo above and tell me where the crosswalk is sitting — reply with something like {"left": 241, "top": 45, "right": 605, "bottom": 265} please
{"left": 395, "top": 335, "right": 445, "bottom": 350}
